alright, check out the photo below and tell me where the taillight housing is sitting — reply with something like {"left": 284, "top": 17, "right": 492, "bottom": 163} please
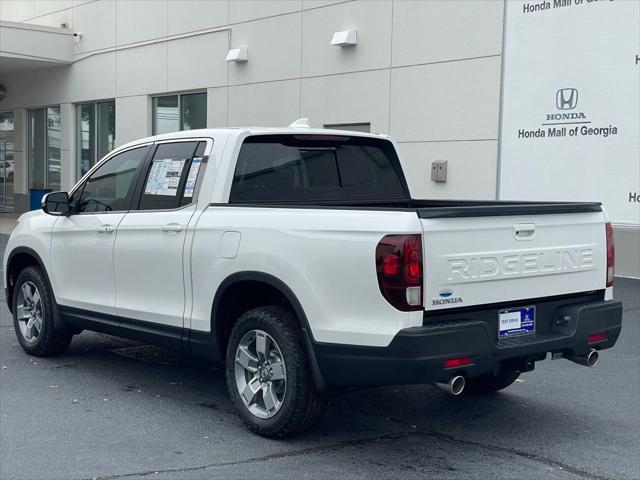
{"left": 606, "top": 223, "right": 615, "bottom": 287}
{"left": 376, "top": 234, "right": 423, "bottom": 311}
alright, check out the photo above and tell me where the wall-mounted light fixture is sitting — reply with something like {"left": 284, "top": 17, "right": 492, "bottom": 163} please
{"left": 73, "top": 32, "right": 82, "bottom": 45}
{"left": 226, "top": 47, "right": 248, "bottom": 63}
{"left": 330, "top": 30, "right": 357, "bottom": 47}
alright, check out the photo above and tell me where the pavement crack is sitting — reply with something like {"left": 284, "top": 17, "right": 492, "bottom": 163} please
{"left": 88, "top": 430, "right": 415, "bottom": 480}
{"left": 331, "top": 402, "right": 616, "bottom": 480}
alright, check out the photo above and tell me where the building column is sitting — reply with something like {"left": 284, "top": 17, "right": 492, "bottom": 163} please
{"left": 12, "top": 108, "right": 29, "bottom": 213}
{"left": 115, "top": 96, "right": 151, "bottom": 147}
{"left": 60, "top": 103, "right": 75, "bottom": 192}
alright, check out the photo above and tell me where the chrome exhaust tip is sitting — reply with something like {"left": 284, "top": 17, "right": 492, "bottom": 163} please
{"left": 569, "top": 348, "right": 599, "bottom": 367}
{"left": 435, "top": 375, "right": 466, "bottom": 396}
{"left": 587, "top": 349, "right": 599, "bottom": 367}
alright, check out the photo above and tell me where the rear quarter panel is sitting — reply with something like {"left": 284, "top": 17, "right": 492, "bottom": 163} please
{"left": 189, "top": 206, "right": 424, "bottom": 347}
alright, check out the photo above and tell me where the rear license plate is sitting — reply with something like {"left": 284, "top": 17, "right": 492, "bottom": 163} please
{"left": 498, "top": 306, "right": 535, "bottom": 339}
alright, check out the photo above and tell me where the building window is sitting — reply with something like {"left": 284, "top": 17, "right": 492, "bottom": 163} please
{"left": 324, "top": 123, "right": 371, "bottom": 133}
{"left": 76, "top": 100, "right": 116, "bottom": 178}
{"left": 152, "top": 92, "right": 207, "bottom": 135}
{"left": 28, "top": 107, "right": 61, "bottom": 191}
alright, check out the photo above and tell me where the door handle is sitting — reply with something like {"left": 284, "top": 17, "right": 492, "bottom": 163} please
{"left": 97, "top": 225, "right": 114, "bottom": 234}
{"left": 513, "top": 222, "right": 536, "bottom": 240}
{"left": 161, "top": 223, "right": 183, "bottom": 233}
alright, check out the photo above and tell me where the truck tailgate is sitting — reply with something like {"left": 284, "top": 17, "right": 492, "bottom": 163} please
{"left": 420, "top": 210, "right": 606, "bottom": 311}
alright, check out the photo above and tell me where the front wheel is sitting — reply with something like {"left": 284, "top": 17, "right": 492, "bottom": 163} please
{"left": 225, "top": 306, "right": 326, "bottom": 438}
{"left": 12, "top": 266, "right": 72, "bottom": 356}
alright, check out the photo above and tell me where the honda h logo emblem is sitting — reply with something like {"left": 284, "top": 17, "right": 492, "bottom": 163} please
{"left": 556, "top": 88, "right": 578, "bottom": 110}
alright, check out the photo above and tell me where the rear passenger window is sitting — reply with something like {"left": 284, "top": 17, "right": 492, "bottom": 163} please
{"left": 138, "top": 141, "right": 206, "bottom": 210}
{"left": 229, "top": 135, "right": 407, "bottom": 204}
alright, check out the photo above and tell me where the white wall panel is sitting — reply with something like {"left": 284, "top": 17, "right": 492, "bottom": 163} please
{"left": 115, "top": 0, "right": 167, "bottom": 45}
{"left": 392, "top": 0, "right": 503, "bottom": 67}
{"left": 30, "top": 9, "right": 71, "bottom": 28}
{"left": 167, "top": 0, "right": 228, "bottom": 35}
{"left": 229, "top": 0, "right": 301, "bottom": 24}
{"left": 397, "top": 140, "right": 498, "bottom": 200}
{"left": 167, "top": 32, "right": 228, "bottom": 91}
{"left": 115, "top": 95, "right": 150, "bottom": 146}
{"left": 302, "top": 0, "right": 352, "bottom": 9}
{"left": 207, "top": 87, "right": 228, "bottom": 128}
{"left": 301, "top": 0, "right": 391, "bottom": 77}
{"left": 390, "top": 56, "right": 501, "bottom": 142}
{"left": 300, "top": 69, "right": 389, "bottom": 132}
{"left": 73, "top": 0, "right": 116, "bottom": 54}
{"left": 68, "top": 52, "right": 116, "bottom": 103}
{"left": 116, "top": 43, "right": 167, "bottom": 97}
{"left": 34, "top": 0, "right": 72, "bottom": 17}
{"left": 228, "top": 80, "right": 300, "bottom": 127}
{"left": 228, "top": 13, "right": 301, "bottom": 85}
{"left": 0, "top": 1, "right": 36, "bottom": 22}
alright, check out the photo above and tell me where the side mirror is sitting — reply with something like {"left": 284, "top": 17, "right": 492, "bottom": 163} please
{"left": 42, "top": 191, "right": 70, "bottom": 216}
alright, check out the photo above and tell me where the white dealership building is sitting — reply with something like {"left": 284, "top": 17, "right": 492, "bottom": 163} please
{"left": 0, "top": 0, "right": 638, "bottom": 276}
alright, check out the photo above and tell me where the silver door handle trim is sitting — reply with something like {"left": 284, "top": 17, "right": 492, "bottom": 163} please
{"left": 97, "top": 225, "right": 114, "bottom": 234}
{"left": 161, "top": 223, "right": 183, "bottom": 233}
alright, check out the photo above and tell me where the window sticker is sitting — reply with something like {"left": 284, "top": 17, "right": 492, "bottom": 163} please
{"left": 183, "top": 157, "right": 202, "bottom": 198}
{"left": 145, "top": 158, "right": 186, "bottom": 196}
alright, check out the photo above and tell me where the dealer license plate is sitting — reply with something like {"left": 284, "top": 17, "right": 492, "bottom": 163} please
{"left": 498, "top": 306, "right": 535, "bottom": 339}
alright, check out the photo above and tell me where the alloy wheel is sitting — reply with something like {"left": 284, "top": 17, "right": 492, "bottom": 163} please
{"left": 234, "top": 329, "right": 287, "bottom": 419}
{"left": 16, "top": 281, "right": 43, "bottom": 344}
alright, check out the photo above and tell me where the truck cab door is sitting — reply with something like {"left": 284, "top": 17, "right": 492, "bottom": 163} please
{"left": 113, "top": 140, "right": 209, "bottom": 330}
{"left": 50, "top": 145, "right": 150, "bottom": 315}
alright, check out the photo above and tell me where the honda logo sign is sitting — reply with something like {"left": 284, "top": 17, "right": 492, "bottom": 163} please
{"left": 556, "top": 88, "right": 578, "bottom": 110}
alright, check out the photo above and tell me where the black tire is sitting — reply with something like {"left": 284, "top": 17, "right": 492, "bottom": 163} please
{"left": 225, "top": 306, "right": 326, "bottom": 438}
{"left": 12, "top": 266, "right": 72, "bottom": 357}
{"left": 465, "top": 368, "right": 520, "bottom": 394}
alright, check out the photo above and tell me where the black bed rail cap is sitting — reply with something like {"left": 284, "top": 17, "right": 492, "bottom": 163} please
{"left": 416, "top": 202, "right": 602, "bottom": 219}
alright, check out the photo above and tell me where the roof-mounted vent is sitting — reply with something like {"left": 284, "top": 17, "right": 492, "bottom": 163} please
{"left": 288, "top": 118, "right": 311, "bottom": 128}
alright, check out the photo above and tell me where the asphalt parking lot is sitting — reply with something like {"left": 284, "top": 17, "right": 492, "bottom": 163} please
{"left": 0, "top": 233, "right": 639, "bottom": 480}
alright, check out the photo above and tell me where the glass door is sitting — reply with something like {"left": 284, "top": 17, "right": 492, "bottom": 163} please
{"left": 0, "top": 111, "right": 15, "bottom": 213}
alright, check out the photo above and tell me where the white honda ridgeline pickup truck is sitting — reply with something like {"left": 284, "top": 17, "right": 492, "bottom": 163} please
{"left": 3, "top": 123, "right": 622, "bottom": 438}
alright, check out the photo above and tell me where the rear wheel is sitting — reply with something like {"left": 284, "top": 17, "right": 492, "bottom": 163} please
{"left": 225, "top": 306, "right": 326, "bottom": 438}
{"left": 12, "top": 266, "right": 72, "bottom": 356}
{"left": 465, "top": 368, "right": 520, "bottom": 394}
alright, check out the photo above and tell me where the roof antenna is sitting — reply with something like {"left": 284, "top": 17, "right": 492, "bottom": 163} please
{"left": 288, "top": 118, "right": 311, "bottom": 128}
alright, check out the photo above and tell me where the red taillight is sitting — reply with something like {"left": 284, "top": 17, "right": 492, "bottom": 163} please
{"left": 588, "top": 332, "right": 607, "bottom": 344}
{"left": 444, "top": 356, "right": 472, "bottom": 369}
{"left": 376, "top": 234, "right": 423, "bottom": 311}
{"left": 383, "top": 254, "right": 400, "bottom": 276}
{"left": 606, "top": 223, "right": 615, "bottom": 287}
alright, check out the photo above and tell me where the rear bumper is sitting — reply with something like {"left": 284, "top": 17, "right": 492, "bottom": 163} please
{"left": 315, "top": 299, "right": 623, "bottom": 387}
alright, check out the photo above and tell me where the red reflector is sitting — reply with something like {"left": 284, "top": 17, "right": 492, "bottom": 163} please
{"left": 605, "top": 223, "right": 615, "bottom": 287}
{"left": 444, "top": 356, "right": 472, "bottom": 369}
{"left": 588, "top": 332, "right": 607, "bottom": 344}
